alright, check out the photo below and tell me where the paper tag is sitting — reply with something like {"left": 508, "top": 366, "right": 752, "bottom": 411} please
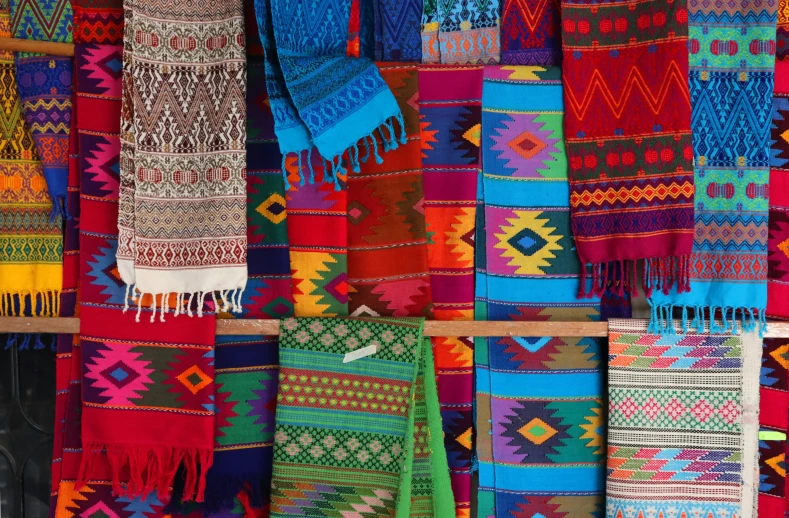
{"left": 343, "top": 344, "right": 378, "bottom": 363}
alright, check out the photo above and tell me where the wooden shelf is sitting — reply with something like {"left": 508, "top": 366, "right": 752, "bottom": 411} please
{"left": 2, "top": 316, "right": 789, "bottom": 337}
{"left": 0, "top": 37, "right": 74, "bottom": 56}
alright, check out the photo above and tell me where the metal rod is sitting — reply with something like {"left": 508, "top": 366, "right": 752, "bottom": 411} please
{"left": 1, "top": 316, "right": 789, "bottom": 337}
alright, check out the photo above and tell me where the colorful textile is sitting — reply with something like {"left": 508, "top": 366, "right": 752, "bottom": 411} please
{"left": 501, "top": 0, "right": 561, "bottom": 66}
{"left": 347, "top": 63, "right": 431, "bottom": 318}
{"left": 420, "top": 64, "right": 482, "bottom": 517}
{"left": 780, "top": 0, "right": 789, "bottom": 60}
{"left": 10, "top": 0, "right": 73, "bottom": 217}
{"left": 561, "top": 0, "right": 695, "bottom": 301}
{"left": 421, "top": 0, "right": 501, "bottom": 64}
{"left": 374, "top": 0, "right": 421, "bottom": 62}
{"left": 650, "top": 0, "right": 776, "bottom": 334}
{"left": 759, "top": 338, "right": 789, "bottom": 516}
{"left": 770, "top": 60, "right": 789, "bottom": 320}
{"left": 254, "top": 0, "right": 404, "bottom": 186}
{"left": 116, "top": 0, "right": 247, "bottom": 305}
{"left": 475, "top": 65, "right": 605, "bottom": 518}
{"left": 270, "top": 316, "right": 454, "bottom": 517}
{"left": 0, "top": 3, "right": 62, "bottom": 321}
{"left": 607, "top": 319, "right": 761, "bottom": 518}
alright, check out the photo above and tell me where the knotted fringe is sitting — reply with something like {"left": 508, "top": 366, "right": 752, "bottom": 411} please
{"left": 0, "top": 290, "right": 61, "bottom": 317}
{"left": 78, "top": 443, "right": 213, "bottom": 503}
{"left": 281, "top": 111, "right": 407, "bottom": 191}
{"left": 578, "top": 256, "right": 691, "bottom": 300}
{"left": 647, "top": 305, "right": 767, "bottom": 337}
{"left": 5, "top": 333, "right": 51, "bottom": 350}
{"left": 122, "top": 285, "right": 244, "bottom": 322}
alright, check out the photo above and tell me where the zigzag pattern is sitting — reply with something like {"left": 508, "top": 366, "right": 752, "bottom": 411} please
{"left": 695, "top": 214, "right": 769, "bottom": 251}
{"left": 378, "top": 0, "right": 422, "bottom": 61}
{"left": 565, "top": 62, "right": 690, "bottom": 122}
{"left": 10, "top": 0, "right": 72, "bottom": 42}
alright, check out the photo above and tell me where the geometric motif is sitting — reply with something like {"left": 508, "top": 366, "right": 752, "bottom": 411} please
{"left": 421, "top": 0, "right": 501, "bottom": 64}
{"left": 501, "top": 0, "right": 562, "bottom": 66}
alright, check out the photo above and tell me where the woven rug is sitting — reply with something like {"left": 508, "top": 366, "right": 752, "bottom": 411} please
{"left": 771, "top": 60, "right": 789, "bottom": 320}
{"left": 270, "top": 316, "right": 453, "bottom": 517}
{"left": 475, "top": 65, "right": 605, "bottom": 518}
{"left": 607, "top": 319, "right": 761, "bottom": 518}
{"left": 759, "top": 338, "right": 789, "bottom": 515}
{"left": 254, "top": 0, "right": 403, "bottom": 187}
{"left": 10, "top": 0, "right": 73, "bottom": 219}
{"left": 421, "top": 0, "right": 500, "bottom": 64}
{"left": 419, "top": 64, "right": 483, "bottom": 517}
{"left": 373, "top": 0, "right": 421, "bottom": 61}
{"left": 347, "top": 63, "right": 431, "bottom": 319}
{"left": 650, "top": 0, "right": 776, "bottom": 334}
{"left": 116, "top": 0, "right": 247, "bottom": 306}
{"left": 561, "top": 0, "right": 695, "bottom": 302}
{"left": 0, "top": 1, "right": 62, "bottom": 326}
{"left": 501, "top": 0, "right": 561, "bottom": 66}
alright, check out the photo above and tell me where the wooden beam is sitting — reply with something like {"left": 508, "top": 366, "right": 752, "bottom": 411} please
{"left": 1, "top": 316, "right": 789, "bottom": 338}
{"left": 0, "top": 37, "right": 75, "bottom": 56}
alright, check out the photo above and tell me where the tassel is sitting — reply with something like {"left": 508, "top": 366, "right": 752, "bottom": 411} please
{"left": 396, "top": 111, "right": 407, "bottom": 144}
{"left": 307, "top": 147, "right": 316, "bottom": 184}
{"left": 281, "top": 155, "right": 291, "bottom": 191}
{"left": 297, "top": 150, "right": 305, "bottom": 186}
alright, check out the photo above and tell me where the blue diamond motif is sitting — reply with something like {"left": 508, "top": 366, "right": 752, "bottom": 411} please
{"left": 110, "top": 367, "right": 129, "bottom": 382}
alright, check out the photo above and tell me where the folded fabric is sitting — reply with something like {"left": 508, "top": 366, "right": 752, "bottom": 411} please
{"left": 116, "top": 0, "right": 247, "bottom": 307}
{"left": 770, "top": 60, "right": 789, "bottom": 319}
{"left": 374, "top": 0, "right": 421, "bottom": 62}
{"left": 607, "top": 319, "right": 761, "bottom": 518}
{"left": 255, "top": 0, "right": 405, "bottom": 188}
{"left": 420, "top": 64, "right": 483, "bottom": 516}
{"left": 0, "top": 3, "right": 62, "bottom": 327}
{"left": 476, "top": 65, "right": 606, "bottom": 517}
{"left": 501, "top": 0, "right": 561, "bottom": 66}
{"left": 10, "top": 0, "right": 73, "bottom": 219}
{"left": 650, "top": 0, "right": 776, "bottom": 334}
{"left": 759, "top": 338, "right": 789, "bottom": 515}
{"left": 270, "top": 316, "right": 454, "bottom": 517}
{"left": 421, "top": 0, "right": 501, "bottom": 64}
{"left": 561, "top": 0, "right": 695, "bottom": 300}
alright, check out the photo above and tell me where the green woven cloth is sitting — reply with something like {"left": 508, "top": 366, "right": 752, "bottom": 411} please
{"left": 271, "top": 317, "right": 454, "bottom": 517}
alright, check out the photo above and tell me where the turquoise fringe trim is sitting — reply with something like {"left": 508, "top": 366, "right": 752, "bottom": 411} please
{"left": 647, "top": 304, "right": 767, "bottom": 337}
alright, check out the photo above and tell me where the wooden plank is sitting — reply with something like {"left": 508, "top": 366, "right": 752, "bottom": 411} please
{"left": 1, "top": 316, "right": 789, "bottom": 337}
{"left": 0, "top": 37, "right": 75, "bottom": 56}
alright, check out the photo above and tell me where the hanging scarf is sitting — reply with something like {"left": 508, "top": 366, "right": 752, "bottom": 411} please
{"left": 419, "top": 64, "right": 482, "bottom": 516}
{"left": 475, "top": 65, "right": 606, "bottom": 517}
{"left": 373, "top": 0, "right": 421, "bottom": 62}
{"left": 770, "top": 60, "right": 789, "bottom": 319}
{"left": 607, "top": 319, "right": 761, "bottom": 518}
{"left": 116, "top": 0, "right": 247, "bottom": 308}
{"left": 0, "top": 2, "right": 62, "bottom": 327}
{"left": 9, "top": 0, "right": 73, "bottom": 219}
{"left": 254, "top": 0, "right": 405, "bottom": 188}
{"left": 759, "top": 338, "right": 789, "bottom": 515}
{"left": 270, "top": 316, "right": 454, "bottom": 517}
{"left": 650, "top": 0, "right": 776, "bottom": 334}
{"left": 561, "top": 0, "right": 695, "bottom": 301}
{"left": 347, "top": 63, "right": 431, "bottom": 318}
{"left": 501, "top": 0, "right": 561, "bottom": 66}
{"left": 780, "top": 0, "right": 789, "bottom": 60}
{"left": 421, "top": 0, "right": 501, "bottom": 64}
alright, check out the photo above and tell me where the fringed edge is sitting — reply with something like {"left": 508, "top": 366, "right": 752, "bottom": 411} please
{"left": 78, "top": 442, "right": 213, "bottom": 503}
{"left": 647, "top": 305, "right": 768, "bottom": 337}
{"left": 578, "top": 255, "right": 692, "bottom": 299}
{"left": 280, "top": 111, "right": 407, "bottom": 191}
{"left": 5, "top": 333, "right": 50, "bottom": 350}
{"left": 0, "top": 290, "right": 61, "bottom": 318}
{"left": 122, "top": 285, "right": 245, "bottom": 322}
{"left": 50, "top": 194, "right": 70, "bottom": 222}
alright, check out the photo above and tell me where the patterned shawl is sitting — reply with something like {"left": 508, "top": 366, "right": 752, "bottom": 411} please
{"left": 373, "top": 0, "right": 421, "bottom": 62}
{"left": 421, "top": 0, "right": 501, "bottom": 64}
{"left": 770, "top": 53, "right": 789, "bottom": 320}
{"left": 420, "top": 64, "right": 482, "bottom": 516}
{"left": 759, "top": 338, "right": 789, "bottom": 515}
{"left": 0, "top": 1, "right": 62, "bottom": 327}
{"left": 501, "top": 0, "right": 561, "bottom": 66}
{"left": 650, "top": 0, "right": 776, "bottom": 334}
{"left": 561, "top": 0, "right": 695, "bottom": 303}
{"left": 9, "top": 0, "right": 73, "bottom": 219}
{"left": 607, "top": 319, "right": 761, "bottom": 518}
{"left": 476, "top": 65, "right": 605, "bottom": 518}
{"left": 116, "top": 0, "right": 247, "bottom": 307}
{"left": 254, "top": 0, "right": 404, "bottom": 188}
{"left": 780, "top": 0, "right": 789, "bottom": 60}
{"left": 270, "top": 317, "right": 454, "bottom": 517}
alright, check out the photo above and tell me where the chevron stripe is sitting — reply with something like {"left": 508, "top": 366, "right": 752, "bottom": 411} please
{"left": 10, "top": 0, "right": 72, "bottom": 42}
{"left": 571, "top": 182, "right": 694, "bottom": 208}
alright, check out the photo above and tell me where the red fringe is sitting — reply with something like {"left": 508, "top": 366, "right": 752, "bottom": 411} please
{"left": 580, "top": 255, "right": 692, "bottom": 299}
{"left": 78, "top": 443, "right": 213, "bottom": 503}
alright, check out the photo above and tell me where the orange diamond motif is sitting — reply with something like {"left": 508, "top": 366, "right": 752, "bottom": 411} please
{"left": 176, "top": 365, "right": 212, "bottom": 395}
